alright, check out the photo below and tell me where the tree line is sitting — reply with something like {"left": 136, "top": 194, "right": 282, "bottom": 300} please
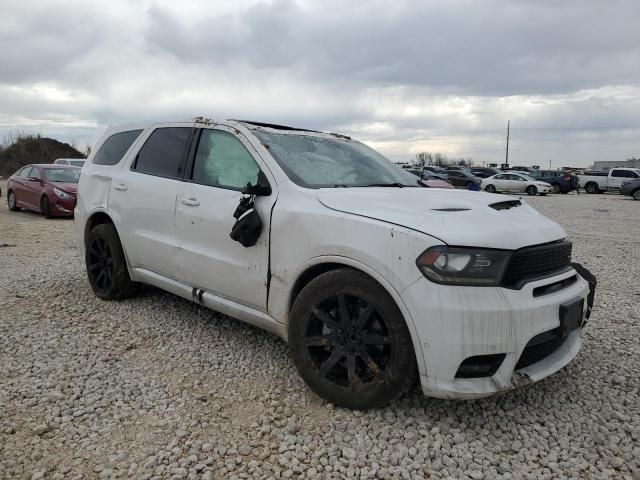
{"left": 412, "top": 152, "right": 473, "bottom": 168}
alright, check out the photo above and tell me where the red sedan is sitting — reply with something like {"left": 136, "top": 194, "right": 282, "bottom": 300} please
{"left": 7, "top": 164, "right": 80, "bottom": 217}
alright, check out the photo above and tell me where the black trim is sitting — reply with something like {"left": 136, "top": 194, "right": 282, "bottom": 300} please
{"left": 234, "top": 120, "right": 321, "bottom": 133}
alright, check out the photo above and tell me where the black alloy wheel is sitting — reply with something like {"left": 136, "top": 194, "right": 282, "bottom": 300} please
{"left": 85, "top": 223, "right": 138, "bottom": 300}
{"left": 289, "top": 269, "right": 417, "bottom": 409}
{"left": 88, "top": 236, "right": 114, "bottom": 293}
{"left": 485, "top": 184, "right": 496, "bottom": 193}
{"left": 305, "top": 292, "right": 391, "bottom": 390}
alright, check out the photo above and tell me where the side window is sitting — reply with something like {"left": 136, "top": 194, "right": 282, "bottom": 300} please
{"left": 611, "top": 170, "right": 623, "bottom": 178}
{"left": 192, "top": 129, "right": 260, "bottom": 190}
{"left": 18, "top": 166, "right": 32, "bottom": 177}
{"left": 31, "top": 167, "right": 42, "bottom": 180}
{"left": 94, "top": 130, "right": 143, "bottom": 166}
{"left": 495, "top": 174, "right": 506, "bottom": 180}
{"left": 133, "top": 127, "right": 191, "bottom": 179}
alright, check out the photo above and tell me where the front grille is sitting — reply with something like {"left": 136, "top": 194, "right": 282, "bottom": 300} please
{"left": 502, "top": 241, "right": 572, "bottom": 288}
{"left": 515, "top": 334, "right": 566, "bottom": 370}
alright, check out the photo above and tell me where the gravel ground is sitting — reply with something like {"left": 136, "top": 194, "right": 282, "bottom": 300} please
{"left": 1, "top": 183, "right": 639, "bottom": 480}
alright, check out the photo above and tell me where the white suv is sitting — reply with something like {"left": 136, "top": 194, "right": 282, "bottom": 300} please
{"left": 76, "top": 119, "right": 596, "bottom": 409}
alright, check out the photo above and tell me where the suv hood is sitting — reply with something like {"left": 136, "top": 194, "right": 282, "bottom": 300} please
{"left": 317, "top": 188, "right": 565, "bottom": 250}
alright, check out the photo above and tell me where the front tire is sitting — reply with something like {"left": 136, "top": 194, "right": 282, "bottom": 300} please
{"left": 40, "top": 196, "right": 52, "bottom": 218}
{"left": 85, "top": 223, "right": 138, "bottom": 300}
{"left": 633, "top": 189, "right": 640, "bottom": 201}
{"left": 485, "top": 184, "right": 496, "bottom": 193}
{"left": 8, "top": 191, "right": 20, "bottom": 211}
{"left": 288, "top": 269, "right": 417, "bottom": 409}
{"left": 526, "top": 185, "right": 538, "bottom": 196}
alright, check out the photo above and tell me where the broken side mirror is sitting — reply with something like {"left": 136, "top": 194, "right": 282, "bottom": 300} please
{"left": 242, "top": 171, "right": 272, "bottom": 196}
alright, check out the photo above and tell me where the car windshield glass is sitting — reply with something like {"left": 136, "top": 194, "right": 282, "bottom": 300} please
{"left": 44, "top": 168, "right": 80, "bottom": 183}
{"left": 254, "top": 130, "right": 420, "bottom": 188}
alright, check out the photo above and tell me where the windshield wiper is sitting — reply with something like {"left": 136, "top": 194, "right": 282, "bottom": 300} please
{"left": 359, "top": 182, "right": 405, "bottom": 188}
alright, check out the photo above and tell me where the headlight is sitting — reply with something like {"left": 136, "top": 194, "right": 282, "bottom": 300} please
{"left": 53, "top": 188, "right": 73, "bottom": 200}
{"left": 416, "top": 246, "right": 512, "bottom": 286}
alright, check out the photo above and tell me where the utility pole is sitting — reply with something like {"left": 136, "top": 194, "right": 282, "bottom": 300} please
{"left": 505, "top": 120, "right": 510, "bottom": 166}
{"left": 549, "top": 160, "right": 552, "bottom": 169}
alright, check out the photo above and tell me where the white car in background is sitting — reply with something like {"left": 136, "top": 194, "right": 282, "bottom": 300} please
{"left": 75, "top": 118, "right": 596, "bottom": 409}
{"left": 482, "top": 172, "right": 552, "bottom": 195}
{"left": 54, "top": 158, "right": 86, "bottom": 168}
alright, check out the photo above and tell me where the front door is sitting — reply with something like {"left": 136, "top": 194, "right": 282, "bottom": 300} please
{"left": 174, "top": 127, "right": 277, "bottom": 311}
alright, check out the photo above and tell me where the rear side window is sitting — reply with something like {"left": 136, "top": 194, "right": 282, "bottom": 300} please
{"left": 94, "top": 130, "right": 143, "bottom": 166}
{"left": 133, "top": 128, "right": 191, "bottom": 179}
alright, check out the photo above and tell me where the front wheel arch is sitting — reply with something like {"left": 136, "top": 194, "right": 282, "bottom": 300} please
{"left": 287, "top": 260, "right": 426, "bottom": 377}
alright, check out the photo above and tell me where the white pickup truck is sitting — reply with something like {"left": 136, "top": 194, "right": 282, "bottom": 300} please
{"left": 578, "top": 167, "right": 640, "bottom": 194}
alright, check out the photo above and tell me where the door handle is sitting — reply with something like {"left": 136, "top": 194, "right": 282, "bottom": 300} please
{"left": 113, "top": 183, "right": 128, "bottom": 191}
{"left": 181, "top": 197, "right": 200, "bottom": 207}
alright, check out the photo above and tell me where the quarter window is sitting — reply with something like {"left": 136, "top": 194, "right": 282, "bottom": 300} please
{"left": 133, "top": 128, "right": 191, "bottom": 179}
{"left": 191, "top": 129, "right": 260, "bottom": 190}
{"left": 94, "top": 130, "right": 143, "bottom": 166}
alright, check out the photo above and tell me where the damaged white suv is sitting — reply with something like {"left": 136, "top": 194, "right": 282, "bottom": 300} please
{"left": 76, "top": 119, "right": 596, "bottom": 409}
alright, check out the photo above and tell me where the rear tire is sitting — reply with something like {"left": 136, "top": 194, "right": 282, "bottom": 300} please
{"left": 85, "top": 223, "right": 138, "bottom": 300}
{"left": 633, "top": 189, "right": 640, "bottom": 201}
{"left": 485, "top": 184, "right": 496, "bottom": 193}
{"left": 7, "top": 191, "right": 20, "bottom": 211}
{"left": 585, "top": 182, "right": 598, "bottom": 194}
{"left": 551, "top": 183, "right": 561, "bottom": 194}
{"left": 288, "top": 269, "right": 418, "bottom": 409}
{"left": 40, "top": 196, "right": 52, "bottom": 218}
{"left": 526, "top": 185, "right": 538, "bottom": 196}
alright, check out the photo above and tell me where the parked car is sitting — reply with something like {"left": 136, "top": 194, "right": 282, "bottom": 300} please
{"left": 7, "top": 164, "right": 80, "bottom": 217}
{"left": 577, "top": 167, "right": 640, "bottom": 194}
{"left": 510, "top": 166, "right": 534, "bottom": 173}
{"left": 423, "top": 166, "right": 449, "bottom": 180}
{"left": 482, "top": 172, "right": 552, "bottom": 195}
{"left": 445, "top": 169, "right": 482, "bottom": 189}
{"left": 76, "top": 119, "right": 596, "bottom": 409}
{"left": 528, "top": 170, "right": 579, "bottom": 194}
{"left": 470, "top": 167, "right": 502, "bottom": 178}
{"left": 621, "top": 178, "right": 640, "bottom": 200}
{"left": 54, "top": 158, "right": 86, "bottom": 168}
{"left": 405, "top": 169, "right": 454, "bottom": 188}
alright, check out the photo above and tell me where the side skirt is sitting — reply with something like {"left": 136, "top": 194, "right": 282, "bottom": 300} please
{"left": 131, "top": 268, "right": 288, "bottom": 341}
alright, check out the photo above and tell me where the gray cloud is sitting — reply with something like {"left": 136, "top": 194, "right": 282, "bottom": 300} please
{"left": 1, "top": 0, "right": 639, "bottom": 167}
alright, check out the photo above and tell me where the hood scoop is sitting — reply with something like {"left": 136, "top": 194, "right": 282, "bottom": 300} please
{"left": 490, "top": 200, "right": 521, "bottom": 210}
{"left": 430, "top": 207, "right": 470, "bottom": 212}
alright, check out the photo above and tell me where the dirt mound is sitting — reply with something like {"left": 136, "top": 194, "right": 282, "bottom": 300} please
{"left": 0, "top": 136, "right": 85, "bottom": 177}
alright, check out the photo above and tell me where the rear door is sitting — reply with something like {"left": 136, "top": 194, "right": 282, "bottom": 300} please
{"left": 108, "top": 125, "right": 194, "bottom": 278}
{"left": 11, "top": 166, "right": 33, "bottom": 207}
{"left": 23, "top": 166, "right": 44, "bottom": 208}
{"left": 491, "top": 174, "right": 511, "bottom": 191}
{"left": 174, "top": 126, "right": 277, "bottom": 311}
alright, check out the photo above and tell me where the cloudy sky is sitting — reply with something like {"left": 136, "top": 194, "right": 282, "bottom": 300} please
{"left": 1, "top": 0, "right": 639, "bottom": 167}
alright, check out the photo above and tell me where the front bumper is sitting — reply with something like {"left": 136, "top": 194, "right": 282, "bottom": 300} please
{"left": 401, "top": 266, "right": 595, "bottom": 399}
{"left": 52, "top": 196, "right": 76, "bottom": 216}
